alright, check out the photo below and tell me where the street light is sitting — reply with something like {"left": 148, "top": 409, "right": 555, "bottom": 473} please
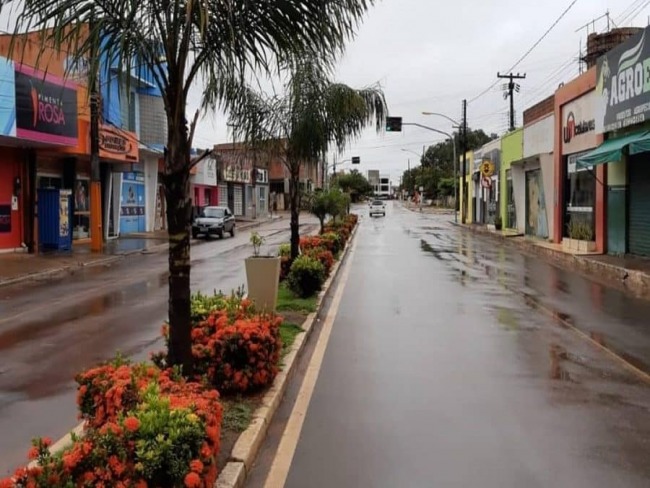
{"left": 402, "top": 122, "right": 458, "bottom": 223}
{"left": 421, "top": 112, "right": 461, "bottom": 126}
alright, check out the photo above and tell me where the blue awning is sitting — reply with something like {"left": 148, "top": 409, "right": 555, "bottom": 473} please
{"left": 577, "top": 131, "right": 650, "bottom": 168}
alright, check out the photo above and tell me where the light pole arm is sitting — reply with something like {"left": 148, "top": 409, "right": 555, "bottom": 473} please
{"left": 421, "top": 112, "right": 461, "bottom": 126}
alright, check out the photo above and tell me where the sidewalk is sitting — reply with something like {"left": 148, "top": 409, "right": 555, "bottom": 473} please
{"left": 0, "top": 216, "right": 282, "bottom": 288}
{"left": 457, "top": 223, "right": 650, "bottom": 299}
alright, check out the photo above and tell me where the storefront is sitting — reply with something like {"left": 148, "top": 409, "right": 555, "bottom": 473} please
{"left": 577, "top": 26, "right": 650, "bottom": 256}
{"left": 560, "top": 91, "right": 598, "bottom": 244}
{"left": 97, "top": 124, "right": 142, "bottom": 237}
{"left": 500, "top": 129, "right": 523, "bottom": 231}
{"left": 521, "top": 113, "right": 555, "bottom": 240}
{"left": 191, "top": 155, "right": 218, "bottom": 209}
{"left": 221, "top": 164, "right": 250, "bottom": 217}
{"left": 553, "top": 67, "right": 606, "bottom": 251}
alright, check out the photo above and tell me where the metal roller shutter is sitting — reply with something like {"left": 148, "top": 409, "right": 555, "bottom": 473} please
{"left": 218, "top": 184, "right": 228, "bottom": 207}
{"left": 629, "top": 157, "right": 650, "bottom": 256}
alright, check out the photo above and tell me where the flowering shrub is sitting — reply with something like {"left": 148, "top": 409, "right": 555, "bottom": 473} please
{"left": 305, "top": 248, "right": 335, "bottom": 276}
{"left": 287, "top": 255, "right": 326, "bottom": 298}
{"left": 192, "top": 311, "right": 282, "bottom": 394}
{"left": 319, "top": 232, "right": 343, "bottom": 255}
{"left": 4, "top": 380, "right": 222, "bottom": 488}
{"left": 191, "top": 287, "right": 248, "bottom": 323}
{"left": 299, "top": 235, "right": 324, "bottom": 252}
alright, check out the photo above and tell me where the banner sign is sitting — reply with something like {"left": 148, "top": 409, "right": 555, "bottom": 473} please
{"left": 15, "top": 66, "right": 78, "bottom": 145}
{"left": 596, "top": 27, "right": 650, "bottom": 133}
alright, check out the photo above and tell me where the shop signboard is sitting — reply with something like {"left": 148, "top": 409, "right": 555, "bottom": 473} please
{"left": 596, "top": 26, "right": 650, "bottom": 133}
{"left": 562, "top": 91, "right": 597, "bottom": 153}
{"left": 14, "top": 66, "right": 78, "bottom": 145}
{"left": 193, "top": 157, "right": 218, "bottom": 186}
{"left": 0, "top": 57, "right": 16, "bottom": 137}
{"left": 223, "top": 165, "right": 251, "bottom": 184}
{"left": 99, "top": 124, "right": 139, "bottom": 162}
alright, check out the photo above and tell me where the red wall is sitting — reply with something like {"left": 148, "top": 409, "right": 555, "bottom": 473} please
{"left": 0, "top": 156, "right": 23, "bottom": 250}
{"left": 193, "top": 185, "right": 218, "bottom": 207}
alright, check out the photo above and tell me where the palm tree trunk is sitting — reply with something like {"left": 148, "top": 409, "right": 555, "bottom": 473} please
{"left": 163, "top": 123, "right": 194, "bottom": 376}
{"left": 289, "top": 164, "right": 300, "bottom": 260}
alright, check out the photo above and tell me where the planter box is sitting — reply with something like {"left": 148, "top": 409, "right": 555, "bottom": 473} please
{"left": 562, "top": 238, "right": 596, "bottom": 253}
{"left": 245, "top": 256, "right": 281, "bottom": 312}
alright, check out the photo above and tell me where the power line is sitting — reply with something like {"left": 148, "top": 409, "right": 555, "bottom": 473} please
{"left": 624, "top": 0, "right": 650, "bottom": 24}
{"left": 469, "top": 0, "right": 580, "bottom": 104}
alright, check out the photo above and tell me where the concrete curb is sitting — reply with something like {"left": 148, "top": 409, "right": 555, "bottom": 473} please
{"left": 215, "top": 221, "right": 359, "bottom": 488}
{"left": 455, "top": 223, "right": 650, "bottom": 300}
{"left": 0, "top": 218, "right": 280, "bottom": 289}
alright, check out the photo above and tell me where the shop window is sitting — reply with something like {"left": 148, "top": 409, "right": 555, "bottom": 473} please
{"left": 73, "top": 178, "right": 91, "bottom": 240}
{"left": 565, "top": 154, "right": 595, "bottom": 238}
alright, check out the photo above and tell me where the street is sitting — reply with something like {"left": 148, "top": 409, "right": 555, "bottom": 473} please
{"left": 249, "top": 202, "right": 650, "bottom": 488}
{"left": 0, "top": 217, "right": 318, "bottom": 475}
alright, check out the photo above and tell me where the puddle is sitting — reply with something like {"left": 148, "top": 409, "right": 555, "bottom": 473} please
{"left": 0, "top": 276, "right": 165, "bottom": 351}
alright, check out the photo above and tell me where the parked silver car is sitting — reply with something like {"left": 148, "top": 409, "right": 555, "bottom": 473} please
{"left": 192, "top": 206, "right": 236, "bottom": 239}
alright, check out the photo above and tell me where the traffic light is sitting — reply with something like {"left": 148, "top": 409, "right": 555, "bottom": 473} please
{"left": 386, "top": 116, "right": 402, "bottom": 132}
{"left": 352, "top": 156, "right": 360, "bottom": 164}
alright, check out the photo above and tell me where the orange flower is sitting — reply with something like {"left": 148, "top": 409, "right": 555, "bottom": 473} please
{"left": 184, "top": 472, "right": 201, "bottom": 488}
{"left": 0, "top": 479, "right": 13, "bottom": 488}
{"left": 41, "top": 437, "right": 52, "bottom": 447}
{"left": 27, "top": 446, "right": 39, "bottom": 460}
{"left": 135, "top": 481, "right": 148, "bottom": 488}
{"left": 123, "top": 417, "right": 140, "bottom": 432}
{"left": 190, "top": 459, "right": 204, "bottom": 473}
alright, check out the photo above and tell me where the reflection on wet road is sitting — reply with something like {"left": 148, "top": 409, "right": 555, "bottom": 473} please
{"left": 276, "top": 203, "right": 650, "bottom": 488}
{"left": 0, "top": 218, "right": 317, "bottom": 475}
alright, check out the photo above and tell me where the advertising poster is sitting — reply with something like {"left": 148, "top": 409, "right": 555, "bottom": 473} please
{"left": 59, "top": 190, "right": 71, "bottom": 237}
{"left": 15, "top": 66, "right": 78, "bottom": 145}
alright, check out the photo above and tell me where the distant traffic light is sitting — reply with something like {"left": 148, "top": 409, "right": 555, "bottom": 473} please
{"left": 385, "top": 116, "right": 402, "bottom": 132}
{"left": 352, "top": 156, "right": 360, "bottom": 164}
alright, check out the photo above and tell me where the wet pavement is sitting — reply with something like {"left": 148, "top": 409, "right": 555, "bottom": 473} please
{"left": 0, "top": 217, "right": 317, "bottom": 475}
{"left": 249, "top": 202, "right": 650, "bottom": 488}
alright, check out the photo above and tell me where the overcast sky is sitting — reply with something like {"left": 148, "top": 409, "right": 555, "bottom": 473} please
{"left": 191, "top": 0, "right": 650, "bottom": 184}
{"left": 3, "top": 1, "right": 650, "bottom": 185}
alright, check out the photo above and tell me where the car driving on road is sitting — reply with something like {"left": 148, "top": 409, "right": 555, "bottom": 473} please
{"left": 192, "top": 206, "right": 236, "bottom": 239}
{"left": 369, "top": 200, "right": 386, "bottom": 217}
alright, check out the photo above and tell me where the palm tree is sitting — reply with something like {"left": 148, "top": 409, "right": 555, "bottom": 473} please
{"left": 4, "top": 0, "right": 379, "bottom": 374}
{"left": 228, "top": 59, "right": 387, "bottom": 260}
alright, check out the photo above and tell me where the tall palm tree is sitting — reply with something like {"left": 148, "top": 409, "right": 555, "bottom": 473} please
{"left": 229, "top": 59, "right": 387, "bottom": 260}
{"left": 3, "top": 0, "right": 379, "bottom": 374}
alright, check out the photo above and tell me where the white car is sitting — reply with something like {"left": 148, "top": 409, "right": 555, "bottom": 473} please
{"left": 369, "top": 200, "right": 386, "bottom": 217}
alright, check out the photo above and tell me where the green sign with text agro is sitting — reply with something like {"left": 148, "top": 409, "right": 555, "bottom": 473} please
{"left": 596, "top": 27, "right": 650, "bottom": 134}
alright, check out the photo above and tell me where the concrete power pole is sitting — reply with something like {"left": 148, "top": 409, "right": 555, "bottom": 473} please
{"left": 461, "top": 99, "right": 467, "bottom": 225}
{"left": 497, "top": 72, "right": 526, "bottom": 132}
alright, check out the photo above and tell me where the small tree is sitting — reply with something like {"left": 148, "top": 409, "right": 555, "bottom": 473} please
{"left": 229, "top": 59, "right": 387, "bottom": 261}
{"left": 311, "top": 191, "right": 334, "bottom": 233}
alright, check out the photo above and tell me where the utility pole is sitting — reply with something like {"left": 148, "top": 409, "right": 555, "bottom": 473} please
{"left": 497, "top": 72, "right": 526, "bottom": 132}
{"left": 461, "top": 99, "right": 467, "bottom": 225}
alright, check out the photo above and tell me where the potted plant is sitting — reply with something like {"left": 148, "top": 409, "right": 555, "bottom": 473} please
{"left": 494, "top": 215, "right": 503, "bottom": 231}
{"left": 245, "top": 231, "right": 281, "bottom": 312}
{"left": 563, "top": 220, "right": 596, "bottom": 253}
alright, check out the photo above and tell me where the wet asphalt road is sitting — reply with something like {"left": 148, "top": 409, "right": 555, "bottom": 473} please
{"left": 253, "top": 202, "right": 650, "bottom": 488}
{"left": 0, "top": 217, "right": 317, "bottom": 475}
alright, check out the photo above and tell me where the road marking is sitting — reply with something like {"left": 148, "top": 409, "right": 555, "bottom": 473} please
{"left": 263, "top": 233, "right": 357, "bottom": 488}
